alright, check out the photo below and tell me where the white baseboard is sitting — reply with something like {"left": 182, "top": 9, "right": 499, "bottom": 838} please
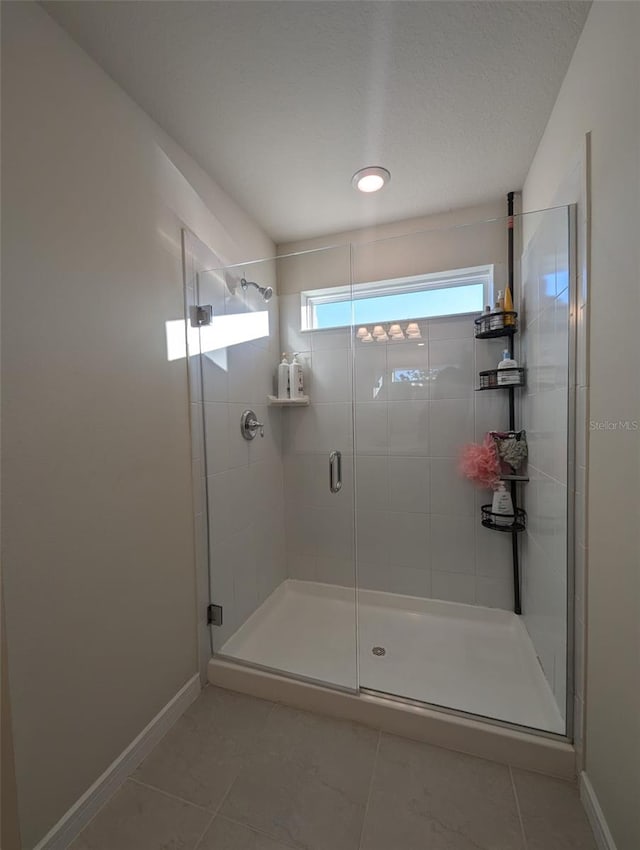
{"left": 33, "top": 674, "right": 201, "bottom": 850}
{"left": 580, "top": 772, "right": 618, "bottom": 850}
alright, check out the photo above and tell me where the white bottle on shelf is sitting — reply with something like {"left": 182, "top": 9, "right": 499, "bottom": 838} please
{"left": 289, "top": 353, "right": 305, "bottom": 399}
{"left": 491, "top": 484, "right": 514, "bottom": 526}
{"left": 277, "top": 353, "right": 290, "bottom": 399}
{"left": 497, "top": 349, "right": 519, "bottom": 385}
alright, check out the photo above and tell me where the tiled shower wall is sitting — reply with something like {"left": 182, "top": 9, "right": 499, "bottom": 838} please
{"left": 520, "top": 206, "right": 572, "bottom": 721}
{"left": 185, "top": 238, "right": 287, "bottom": 653}
{"left": 278, "top": 225, "right": 516, "bottom": 610}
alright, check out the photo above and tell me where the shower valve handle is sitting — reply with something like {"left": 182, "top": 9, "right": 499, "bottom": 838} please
{"left": 240, "top": 410, "right": 265, "bottom": 440}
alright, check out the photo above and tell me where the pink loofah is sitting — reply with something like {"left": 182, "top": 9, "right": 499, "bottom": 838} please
{"left": 459, "top": 436, "right": 501, "bottom": 490}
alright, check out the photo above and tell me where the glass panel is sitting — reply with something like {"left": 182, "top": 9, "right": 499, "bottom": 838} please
{"left": 351, "top": 210, "right": 572, "bottom": 736}
{"left": 519, "top": 205, "right": 573, "bottom": 735}
{"left": 185, "top": 206, "right": 574, "bottom": 738}
{"left": 196, "top": 243, "right": 358, "bottom": 691}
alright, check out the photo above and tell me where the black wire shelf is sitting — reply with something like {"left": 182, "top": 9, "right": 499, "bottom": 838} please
{"left": 481, "top": 505, "right": 527, "bottom": 533}
{"left": 474, "top": 311, "right": 518, "bottom": 338}
{"left": 476, "top": 367, "right": 526, "bottom": 390}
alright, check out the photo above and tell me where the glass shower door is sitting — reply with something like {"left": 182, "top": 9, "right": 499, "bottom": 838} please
{"left": 350, "top": 212, "right": 574, "bottom": 736}
{"left": 192, "top": 241, "right": 358, "bottom": 691}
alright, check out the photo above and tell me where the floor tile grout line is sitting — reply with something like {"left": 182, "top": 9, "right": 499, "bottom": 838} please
{"left": 202, "top": 704, "right": 278, "bottom": 822}
{"left": 357, "top": 730, "right": 382, "bottom": 850}
{"left": 216, "top": 813, "right": 302, "bottom": 850}
{"left": 192, "top": 812, "right": 217, "bottom": 850}
{"left": 509, "top": 765, "right": 529, "bottom": 850}
{"left": 127, "top": 777, "right": 214, "bottom": 815}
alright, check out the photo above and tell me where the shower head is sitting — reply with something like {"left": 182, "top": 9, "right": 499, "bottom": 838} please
{"left": 240, "top": 278, "right": 273, "bottom": 302}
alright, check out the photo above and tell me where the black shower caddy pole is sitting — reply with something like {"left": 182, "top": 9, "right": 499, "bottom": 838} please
{"left": 507, "top": 191, "right": 522, "bottom": 615}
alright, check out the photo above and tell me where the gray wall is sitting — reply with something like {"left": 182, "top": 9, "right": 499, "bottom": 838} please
{"left": 1, "top": 4, "right": 272, "bottom": 846}
{"left": 523, "top": 3, "right": 640, "bottom": 847}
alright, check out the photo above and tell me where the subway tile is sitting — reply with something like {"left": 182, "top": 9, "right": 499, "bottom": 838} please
{"left": 430, "top": 458, "right": 475, "bottom": 516}
{"left": 192, "top": 459, "right": 206, "bottom": 517}
{"left": 387, "top": 512, "right": 430, "bottom": 569}
{"left": 429, "top": 337, "right": 474, "bottom": 399}
{"left": 430, "top": 514, "right": 475, "bottom": 573}
{"left": 429, "top": 398, "right": 474, "bottom": 457}
{"left": 315, "top": 557, "right": 356, "bottom": 588}
{"left": 475, "top": 337, "right": 507, "bottom": 374}
{"left": 428, "top": 315, "right": 473, "bottom": 340}
{"left": 315, "top": 403, "right": 353, "bottom": 454}
{"left": 202, "top": 349, "right": 229, "bottom": 403}
{"left": 227, "top": 344, "right": 258, "bottom": 405}
{"left": 475, "top": 575, "right": 514, "bottom": 610}
{"left": 311, "top": 327, "right": 352, "bottom": 351}
{"left": 475, "top": 524, "right": 512, "bottom": 578}
{"left": 358, "top": 562, "right": 431, "bottom": 597}
{"left": 209, "top": 542, "right": 238, "bottom": 651}
{"left": 355, "top": 402, "right": 388, "bottom": 455}
{"left": 386, "top": 341, "right": 429, "bottom": 401}
{"left": 355, "top": 455, "right": 390, "bottom": 511}
{"left": 356, "top": 510, "right": 391, "bottom": 568}
{"left": 227, "top": 403, "right": 251, "bottom": 469}
{"left": 354, "top": 345, "right": 388, "bottom": 403}
{"left": 388, "top": 456, "right": 430, "bottom": 513}
{"left": 313, "top": 506, "right": 355, "bottom": 562}
{"left": 278, "top": 294, "right": 308, "bottom": 353}
{"left": 204, "top": 402, "right": 231, "bottom": 474}
{"left": 287, "top": 553, "right": 317, "bottom": 582}
{"left": 309, "top": 348, "right": 352, "bottom": 403}
{"left": 474, "top": 392, "right": 510, "bottom": 440}
{"left": 249, "top": 405, "right": 283, "bottom": 465}
{"left": 388, "top": 401, "right": 429, "bottom": 456}
{"left": 431, "top": 570, "right": 476, "bottom": 604}
{"left": 190, "top": 403, "right": 204, "bottom": 460}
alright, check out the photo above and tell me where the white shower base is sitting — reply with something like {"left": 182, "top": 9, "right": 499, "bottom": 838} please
{"left": 219, "top": 579, "right": 564, "bottom": 734}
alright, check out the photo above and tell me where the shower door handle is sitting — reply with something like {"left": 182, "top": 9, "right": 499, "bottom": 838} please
{"left": 329, "top": 450, "right": 342, "bottom": 494}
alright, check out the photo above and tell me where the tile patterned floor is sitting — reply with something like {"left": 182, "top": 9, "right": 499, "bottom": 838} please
{"left": 69, "top": 686, "right": 597, "bottom": 850}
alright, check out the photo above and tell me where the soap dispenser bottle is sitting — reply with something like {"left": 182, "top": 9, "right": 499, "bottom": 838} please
{"left": 497, "top": 349, "right": 518, "bottom": 385}
{"left": 277, "top": 353, "right": 290, "bottom": 399}
{"left": 289, "top": 353, "right": 305, "bottom": 399}
{"left": 491, "top": 483, "right": 514, "bottom": 526}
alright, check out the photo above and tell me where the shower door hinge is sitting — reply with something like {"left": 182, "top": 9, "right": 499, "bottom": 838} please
{"left": 207, "top": 603, "right": 223, "bottom": 627}
{"left": 191, "top": 305, "right": 213, "bottom": 327}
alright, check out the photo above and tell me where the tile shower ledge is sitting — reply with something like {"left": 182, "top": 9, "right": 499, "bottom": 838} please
{"left": 208, "top": 657, "right": 575, "bottom": 781}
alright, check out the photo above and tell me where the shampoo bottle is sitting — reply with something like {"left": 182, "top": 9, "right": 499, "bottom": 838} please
{"left": 491, "top": 484, "right": 514, "bottom": 526}
{"left": 497, "top": 349, "right": 519, "bottom": 385}
{"left": 503, "top": 287, "right": 515, "bottom": 325}
{"left": 289, "top": 353, "right": 305, "bottom": 399}
{"left": 278, "top": 353, "right": 290, "bottom": 399}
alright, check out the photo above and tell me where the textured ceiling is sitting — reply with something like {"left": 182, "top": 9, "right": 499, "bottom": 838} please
{"left": 43, "top": 1, "right": 590, "bottom": 242}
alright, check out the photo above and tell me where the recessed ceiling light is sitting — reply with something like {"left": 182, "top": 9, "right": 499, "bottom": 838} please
{"left": 352, "top": 166, "right": 391, "bottom": 193}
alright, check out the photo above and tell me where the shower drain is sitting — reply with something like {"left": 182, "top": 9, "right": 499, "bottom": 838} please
{"left": 371, "top": 646, "right": 386, "bottom": 656}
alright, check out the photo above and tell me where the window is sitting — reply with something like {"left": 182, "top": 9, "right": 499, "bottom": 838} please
{"left": 301, "top": 265, "right": 493, "bottom": 331}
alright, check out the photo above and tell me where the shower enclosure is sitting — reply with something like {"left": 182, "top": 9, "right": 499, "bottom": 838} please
{"left": 183, "top": 205, "right": 576, "bottom": 740}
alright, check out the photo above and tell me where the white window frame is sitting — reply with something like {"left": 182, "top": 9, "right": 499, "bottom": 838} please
{"left": 300, "top": 264, "right": 494, "bottom": 332}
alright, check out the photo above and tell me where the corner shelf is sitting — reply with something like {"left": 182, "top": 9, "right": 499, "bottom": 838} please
{"left": 267, "top": 395, "right": 310, "bottom": 407}
{"left": 477, "top": 367, "right": 526, "bottom": 390}
{"left": 481, "top": 505, "right": 527, "bottom": 533}
{"left": 474, "top": 311, "right": 518, "bottom": 339}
